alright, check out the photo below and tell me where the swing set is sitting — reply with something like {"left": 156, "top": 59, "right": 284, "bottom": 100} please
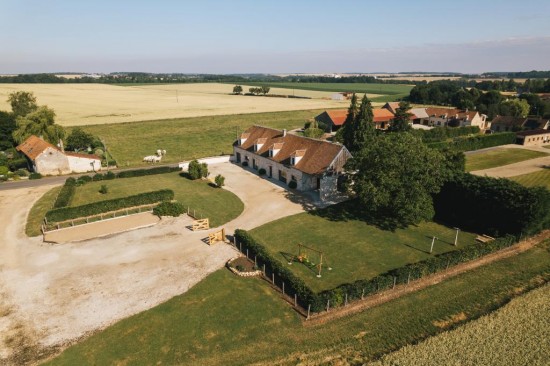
{"left": 289, "top": 243, "right": 332, "bottom": 278}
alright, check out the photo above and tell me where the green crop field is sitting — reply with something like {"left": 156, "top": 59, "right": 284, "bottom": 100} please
{"left": 465, "top": 148, "right": 548, "bottom": 172}
{"left": 26, "top": 172, "right": 243, "bottom": 236}
{"left": 46, "top": 240, "right": 550, "bottom": 366}
{"left": 248, "top": 202, "right": 477, "bottom": 292}
{"left": 369, "top": 283, "right": 550, "bottom": 366}
{"left": 77, "top": 109, "right": 322, "bottom": 167}
{"left": 240, "top": 81, "right": 414, "bottom": 96}
{"left": 510, "top": 169, "right": 550, "bottom": 189}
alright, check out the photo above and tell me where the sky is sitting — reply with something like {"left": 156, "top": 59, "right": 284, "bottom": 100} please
{"left": 1, "top": 0, "right": 549, "bottom": 74}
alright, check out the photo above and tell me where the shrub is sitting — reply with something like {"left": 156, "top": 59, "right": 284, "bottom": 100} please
{"left": 153, "top": 201, "right": 185, "bottom": 217}
{"left": 236, "top": 265, "right": 245, "bottom": 272}
{"left": 53, "top": 178, "right": 76, "bottom": 208}
{"left": 303, "top": 128, "right": 325, "bottom": 139}
{"left": 0, "top": 166, "right": 8, "bottom": 176}
{"left": 78, "top": 175, "right": 92, "bottom": 183}
{"left": 99, "top": 185, "right": 108, "bottom": 194}
{"left": 116, "top": 166, "right": 179, "bottom": 179}
{"left": 258, "top": 168, "right": 266, "bottom": 176}
{"left": 288, "top": 180, "right": 297, "bottom": 189}
{"left": 15, "top": 169, "right": 28, "bottom": 177}
{"left": 242, "top": 161, "right": 249, "bottom": 167}
{"left": 104, "top": 171, "right": 116, "bottom": 180}
{"left": 215, "top": 174, "right": 225, "bottom": 188}
{"left": 188, "top": 160, "right": 208, "bottom": 180}
{"left": 46, "top": 189, "right": 174, "bottom": 222}
{"left": 92, "top": 173, "right": 104, "bottom": 181}
{"left": 29, "top": 172, "right": 42, "bottom": 180}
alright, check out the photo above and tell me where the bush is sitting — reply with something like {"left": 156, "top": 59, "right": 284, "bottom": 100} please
{"left": 288, "top": 180, "right": 297, "bottom": 189}
{"left": 99, "top": 185, "right": 108, "bottom": 194}
{"left": 188, "top": 160, "right": 208, "bottom": 180}
{"left": 236, "top": 265, "right": 245, "bottom": 272}
{"left": 0, "top": 166, "right": 8, "bottom": 176}
{"left": 303, "top": 128, "right": 325, "bottom": 139}
{"left": 29, "top": 172, "right": 42, "bottom": 180}
{"left": 215, "top": 174, "right": 225, "bottom": 188}
{"left": 46, "top": 189, "right": 174, "bottom": 222}
{"left": 116, "top": 166, "right": 179, "bottom": 179}
{"left": 104, "top": 171, "right": 116, "bottom": 180}
{"left": 258, "top": 168, "right": 266, "bottom": 176}
{"left": 242, "top": 161, "right": 249, "bottom": 167}
{"left": 15, "top": 168, "right": 29, "bottom": 177}
{"left": 78, "top": 175, "right": 92, "bottom": 183}
{"left": 53, "top": 178, "right": 76, "bottom": 208}
{"left": 434, "top": 173, "right": 550, "bottom": 237}
{"left": 92, "top": 173, "right": 104, "bottom": 181}
{"left": 153, "top": 201, "right": 185, "bottom": 217}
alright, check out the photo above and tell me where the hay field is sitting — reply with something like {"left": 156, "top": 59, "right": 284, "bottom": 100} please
{"left": 0, "top": 83, "right": 348, "bottom": 126}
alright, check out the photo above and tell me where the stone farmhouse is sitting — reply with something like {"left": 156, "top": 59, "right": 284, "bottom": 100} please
{"left": 233, "top": 126, "right": 351, "bottom": 201}
{"left": 314, "top": 108, "right": 397, "bottom": 132}
{"left": 420, "top": 108, "right": 489, "bottom": 130}
{"left": 16, "top": 135, "right": 101, "bottom": 175}
{"left": 490, "top": 116, "right": 550, "bottom": 132}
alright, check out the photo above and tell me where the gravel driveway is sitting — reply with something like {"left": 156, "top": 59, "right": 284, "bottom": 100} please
{"left": 0, "top": 162, "right": 308, "bottom": 365}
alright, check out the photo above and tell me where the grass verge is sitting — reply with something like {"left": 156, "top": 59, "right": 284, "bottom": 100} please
{"left": 25, "top": 186, "right": 61, "bottom": 237}
{"left": 77, "top": 109, "right": 325, "bottom": 167}
{"left": 510, "top": 169, "right": 550, "bottom": 189}
{"left": 466, "top": 148, "right": 548, "bottom": 172}
{"left": 45, "top": 239, "right": 550, "bottom": 366}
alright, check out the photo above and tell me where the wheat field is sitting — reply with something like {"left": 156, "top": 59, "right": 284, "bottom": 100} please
{"left": 0, "top": 83, "right": 352, "bottom": 126}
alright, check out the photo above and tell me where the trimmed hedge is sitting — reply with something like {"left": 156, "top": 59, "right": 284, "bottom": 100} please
{"left": 435, "top": 173, "right": 550, "bottom": 237}
{"left": 53, "top": 178, "right": 76, "bottom": 208}
{"left": 153, "top": 201, "right": 185, "bottom": 217}
{"left": 46, "top": 189, "right": 174, "bottom": 222}
{"left": 29, "top": 172, "right": 42, "bottom": 180}
{"left": 413, "top": 126, "right": 480, "bottom": 143}
{"left": 235, "top": 229, "right": 517, "bottom": 313}
{"left": 116, "top": 166, "right": 180, "bottom": 179}
{"left": 426, "top": 132, "right": 516, "bottom": 152}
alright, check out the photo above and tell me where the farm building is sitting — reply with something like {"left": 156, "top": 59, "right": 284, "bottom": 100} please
{"left": 382, "top": 102, "right": 426, "bottom": 124}
{"left": 490, "top": 116, "right": 550, "bottom": 132}
{"left": 16, "top": 135, "right": 101, "bottom": 175}
{"left": 315, "top": 108, "right": 397, "bottom": 131}
{"left": 421, "top": 107, "right": 489, "bottom": 130}
{"left": 515, "top": 129, "right": 550, "bottom": 146}
{"left": 233, "top": 126, "right": 352, "bottom": 201}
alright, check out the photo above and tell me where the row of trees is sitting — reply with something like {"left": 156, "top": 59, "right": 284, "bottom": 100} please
{"left": 232, "top": 85, "right": 271, "bottom": 95}
{"left": 408, "top": 80, "right": 550, "bottom": 119}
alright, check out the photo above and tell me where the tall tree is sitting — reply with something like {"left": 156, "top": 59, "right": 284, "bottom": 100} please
{"left": 350, "top": 94, "right": 376, "bottom": 153}
{"left": 389, "top": 101, "right": 412, "bottom": 132}
{"left": 232, "top": 85, "right": 243, "bottom": 94}
{"left": 348, "top": 132, "right": 446, "bottom": 228}
{"left": 12, "top": 106, "right": 65, "bottom": 145}
{"left": 500, "top": 98, "right": 530, "bottom": 117}
{"left": 8, "top": 91, "right": 38, "bottom": 117}
{"left": 341, "top": 93, "right": 359, "bottom": 150}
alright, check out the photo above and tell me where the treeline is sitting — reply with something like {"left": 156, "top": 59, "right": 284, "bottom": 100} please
{"left": 483, "top": 70, "right": 550, "bottom": 79}
{"left": 409, "top": 80, "right": 550, "bottom": 119}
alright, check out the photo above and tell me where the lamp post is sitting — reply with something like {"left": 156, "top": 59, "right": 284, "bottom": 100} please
{"left": 454, "top": 227, "right": 460, "bottom": 246}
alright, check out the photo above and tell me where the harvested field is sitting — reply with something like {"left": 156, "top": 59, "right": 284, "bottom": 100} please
{"left": 369, "top": 283, "right": 550, "bottom": 366}
{"left": 0, "top": 83, "right": 348, "bottom": 126}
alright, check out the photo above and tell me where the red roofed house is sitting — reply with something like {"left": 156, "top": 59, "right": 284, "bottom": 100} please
{"left": 233, "top": 126, "right": 352, "bottom": 201}
{"left": 315, "top": 109, "right": 396, "bottom": 131}
{"left": 16, "top": 135, "right": 101, "bottom": 175}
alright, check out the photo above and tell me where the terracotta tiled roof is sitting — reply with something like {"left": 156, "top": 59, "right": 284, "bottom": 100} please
{"left": 236, "top": 126, "right": 349, "bottom": 175}
{"left": 16, "top": 135, "right": 60, "bottom": 160}
{"left": 65, "top": 151, "right": 101, "bottom": 160}
{"left": 373, "top": 108, "right": 395, "bottom": 122}
{"left": 425, "top": 107, "right": 461, "bottom": 118}
{"left": 325, "top": 110, "right": 348, "bottom": 126}
{"left": 491, "top": 116, "right": 527, "bottom": 127}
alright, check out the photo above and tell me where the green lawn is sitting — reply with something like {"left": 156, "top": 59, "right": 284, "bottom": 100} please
{"left": 510, "top": 169, "right": 550, "bottom": 189}
{"left": 26, "top": 172, "right": 243, "bottom": 236}
{"left": 46, "top": 240, "right": 550, "bottom": 366}
{"left": 249, "top": 204, "right": 477, "bottom": 293}
{"left": 25, "top": 186, "right": 62, "bottom": 237}
{"left": 77, "top": 109, "right": 323, "bottom": 167}
{"left": 465, "top": 148, "right": 548, "bottom": 172}
{"left": 240, "top": 82, "right": 414, "bottom": 96}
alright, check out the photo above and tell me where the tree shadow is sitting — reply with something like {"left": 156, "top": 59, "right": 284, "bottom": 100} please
{"left": 403, "top": 242, "right": 430, "bottom": 255}
{"left": 179, "top": 172, "right": 192, "bottom": 180}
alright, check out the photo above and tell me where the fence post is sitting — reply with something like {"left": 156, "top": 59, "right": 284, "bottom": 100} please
{"left": 294, "top": 294, "right": 297, "bottom": 307}
{"left": 246, "top": 249, "right": 249, "bottom": 258}
{"left": 344, "top": 294, "right": 348, "bottom": 306}
{"left": 272, "top": 273, "right": 275, "bottom": 284}
{"left": 282, "top": 282, "right": 285, "bottom": 296}
{"left": 307, "top": 304, "right": 311, "bottom": 320}
{"left": 239, "top": 242, "right": 242, "bottom": 252}
{"left": 263, "top": 264, "right": 266, "bottom": 276}
{"left": 326, "top": 300, "right": 330, "bottom": 312}
{"left": 393, "top": 276, "right": 397, "bottom": 289}
{"left": 233, "top": 236, "right": 236, "bottom": 246}
{"left": 361, "top": 289, "right": 365, "bottom": 300}
{"left": 407, "top": 272, "right": 411, "bottom": 284}
{"left": 254, "top": 256, "right": 257, "bottom": 266}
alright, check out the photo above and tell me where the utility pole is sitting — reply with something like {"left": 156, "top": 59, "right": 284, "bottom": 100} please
{"left": 430, "top": 236, "right": 438, "bottom": 254}
{"left": 176, "top": 90, "right": 179, "bottom": 103}
{"left": 454, "top": 227, "right": 460, "bottom": 246}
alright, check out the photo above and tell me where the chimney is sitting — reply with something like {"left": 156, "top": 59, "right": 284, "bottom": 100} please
{"left": 283, "top": 129, "right": 287, "bottom": 137}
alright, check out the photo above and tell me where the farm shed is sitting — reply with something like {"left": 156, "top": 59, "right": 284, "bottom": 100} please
{"left": 233, "top": 126, "right": 352, "bottom": 201}
{"left": 16, "top": 135, "right": 101, "bottom": 175}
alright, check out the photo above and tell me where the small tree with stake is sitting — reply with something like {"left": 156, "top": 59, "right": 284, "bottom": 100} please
{"left": 215, "top": 174, "right": 225, "bottom": 188}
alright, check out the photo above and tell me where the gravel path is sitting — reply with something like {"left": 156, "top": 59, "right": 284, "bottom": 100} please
{"left": 0, "top": 162, "right": 308, "bottom": 365}
{"left": 469, "top": 144, "right": 550, "bottom": 178}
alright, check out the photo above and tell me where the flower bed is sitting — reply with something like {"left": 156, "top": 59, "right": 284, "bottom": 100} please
{"left": 227, "top": 256, "right": 262, "bottom": 277}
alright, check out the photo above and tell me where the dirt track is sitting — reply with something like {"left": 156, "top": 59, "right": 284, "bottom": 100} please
{"left": 0, "top": 162, "right": 307, "bottom": 365}
{"left": 470, "top": 144, "right": 550, "bottom": 178}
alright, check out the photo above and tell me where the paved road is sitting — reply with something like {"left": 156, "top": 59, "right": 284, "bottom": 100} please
{"left": 0, "top": 163, "right": 180, "bottom": 191}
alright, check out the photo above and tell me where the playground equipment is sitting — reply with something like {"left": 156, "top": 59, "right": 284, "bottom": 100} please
{"left": 208, "top": 228, "right": 226, "bottom": 245}
{"left": 192, "top": 218, "right": 209, "bottom": 231}
{"left": 289, "top": 243, "right": 332, "bottom": 278}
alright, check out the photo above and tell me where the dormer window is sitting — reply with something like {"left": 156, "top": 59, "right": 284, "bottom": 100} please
{"left": 290, "top": 149, "right": 306, "bottom": 165}
{"left": 254, "top": 138, "right": 267, "bottom": 152}
{"left": 269, "top": 142, "right": 283, "bottom": 158}
{"left": 239, "top": 133, "right": 250, "bottom": 146}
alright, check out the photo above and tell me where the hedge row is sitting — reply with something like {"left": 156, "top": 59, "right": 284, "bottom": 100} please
{"left": 236, "top": 229, "right": 517, "bottom": 313}
{"left": 413, "top": 126, "right": 480, "bottom": 143}
{"left": 426, "top": 132, "right": 516, "bottom": 151}
{"left": 153, "top": 201, "right": 185, "bottom": 217}
{"left": 53, "top": 177, "right": 76, "bottom": 208}
{"left": 45, "top": 189, "right": 174, "bottom": 222}
{"left": 116, "top": 166, "right": 180, "bottom": 179}
{"left": 435, "top": 173, "right": 550, "bottom": 237}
